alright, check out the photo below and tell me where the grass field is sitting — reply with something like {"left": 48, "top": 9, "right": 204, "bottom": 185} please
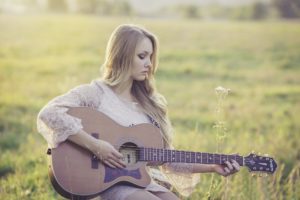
{"left": 0, "top": 14, "right": 300, "bottom": 199}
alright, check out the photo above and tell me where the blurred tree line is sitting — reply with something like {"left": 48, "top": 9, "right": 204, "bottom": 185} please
{"left": 47, "top": 0, "right": 132, "bottom": 15}
{"left": 0, "top": 0, "right": 133, "bottom": 16}
{"left": 0, "top": 0, "right": 299, "bottom": 20}
{"left": 177, "top": 0, "right": 300, "bottom": 20}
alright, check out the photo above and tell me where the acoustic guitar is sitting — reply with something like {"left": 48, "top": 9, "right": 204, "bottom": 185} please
{"left": 47, "top": 107, "right": 277, "bottom": 199}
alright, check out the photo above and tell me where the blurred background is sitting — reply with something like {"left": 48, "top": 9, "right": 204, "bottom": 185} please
{"left": 1, "top": 0, "right": 300, "bottom": 19}
{"left": 0, "top": 0, "right": 299, "bottom": 199}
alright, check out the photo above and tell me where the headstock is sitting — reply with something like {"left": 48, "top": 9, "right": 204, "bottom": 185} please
{"left": 244, "top": 153, "right": 277, "bottom": 174}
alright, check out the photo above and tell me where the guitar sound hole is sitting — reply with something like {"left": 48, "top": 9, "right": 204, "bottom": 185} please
{"left": 119, "top": 142, "right": 138, "bottom": 166}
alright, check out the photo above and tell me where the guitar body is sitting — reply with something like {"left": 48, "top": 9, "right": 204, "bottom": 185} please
{"left": 49, "top": 107, "right": 164, "bottom": 199}
{"left": 48, "top": 107, "right": 278, "bottom": 199}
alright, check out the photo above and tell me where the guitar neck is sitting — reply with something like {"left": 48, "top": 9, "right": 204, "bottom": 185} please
{"left": 138, "top": 147, "right": 244, "bottom": 166}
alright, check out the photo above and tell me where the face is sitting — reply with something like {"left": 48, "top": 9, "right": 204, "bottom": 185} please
{"left": 130, "top": 37, "right": 153, "bottom": 81}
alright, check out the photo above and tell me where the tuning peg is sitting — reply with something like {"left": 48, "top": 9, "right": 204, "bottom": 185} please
{"left": 259, "top": 173, "right": 263, "bottom": 177}
{"left": 251, "top": 173, "right": 256, "bottom": 177}
{"left": 251, "top": 150, "right": 255, "bottom": 154}
{"left": 264, "top": 154, "right": 269, "bottom": 157}
{"left": 264, "top": 174, "right": 268, "bottom": 178}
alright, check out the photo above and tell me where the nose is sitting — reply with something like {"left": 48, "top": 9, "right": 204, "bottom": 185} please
{"left": 144, "top": 61, "right": 152, "bottom": 69}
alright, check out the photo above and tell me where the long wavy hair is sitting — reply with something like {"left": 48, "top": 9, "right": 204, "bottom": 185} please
{"left": 101, "top": 24, "right": 173, "bottom": 146}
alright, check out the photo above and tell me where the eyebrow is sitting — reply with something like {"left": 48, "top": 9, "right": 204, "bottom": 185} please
{"left": 140, "top": 51, "right": 153, "bottom": 54}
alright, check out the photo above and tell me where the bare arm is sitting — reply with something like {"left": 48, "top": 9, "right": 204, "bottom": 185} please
{"left": 192, "top": 164, "right": 215, "bottom": 173}
{"left": 193, "top": 160, "right": 240, "bottom": 176}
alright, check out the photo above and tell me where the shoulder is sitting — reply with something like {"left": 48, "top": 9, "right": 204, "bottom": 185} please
{"left": 70, "top": 79, "right": 104, "bottom": 95}
{"left": 65, "top": 80, "right": 107, "bottom": 108}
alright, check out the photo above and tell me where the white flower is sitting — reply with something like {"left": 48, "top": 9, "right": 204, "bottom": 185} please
{"left": 215, "top": 86, "right": 230, "bottom": 96}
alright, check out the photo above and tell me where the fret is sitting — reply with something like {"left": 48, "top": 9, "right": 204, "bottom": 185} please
{"left": 160, "top": 149, "right": 163, "bottom": 162}
{"left": 165, "top": 149, "right": 167, "bottom": 162}
{"left": 191, "top": 152, "right": 195, "bottom": 163}
{"left": 208, "top": 153, "right": 213, "bottom": 164}
{"left": 196, "top": 152, "right": 201, "bottom": 163}
{"left": 159, "top": 149, "right": 161, "bottom": 161}
{"left": 152, "top": 148, "right": 155, "bottom": 161}
{"left": 236, "top": 155, "right": 244, "bottom": 166}
{"left": 180, "top": 151, "right": 184, "bottom": 163}
{"left": 158, "top": 148, "right": 160, "bottom": 161}
{"left": 214, "top": 154, "right": 221, "bottom": 164}
{"left": 172, "top": 150, "right": 176, "bottom": 162}
{"left": 185, "top": 151, "right": 188, "bottom": 163}
{"left": 186, "top": 151, "right": 190, "bottom": 163}
{"left": 158, "top": 148, "right": 161, "bottom": 161}
{"left": 202, "top": 153, "right": 208, "bottom": 164}
{"left": 221, "top": 154, "right": 227, "bottom": 164}
{"left": 139, "top": 148, "right": 143, "bottom": 161}
{"left": 176, "top": 150, "right": 180, "bottom": 162}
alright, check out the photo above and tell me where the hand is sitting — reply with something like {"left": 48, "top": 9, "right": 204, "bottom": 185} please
{"left": 212, "top": 159, "right": 240, "bottom": 177}
{"left": 92, "top": 140, "right": 126, "bottom": 169}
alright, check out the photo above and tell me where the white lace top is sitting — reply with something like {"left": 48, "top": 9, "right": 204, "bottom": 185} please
{"left": 37, "top": 80, "right": 200, "bottom": 198}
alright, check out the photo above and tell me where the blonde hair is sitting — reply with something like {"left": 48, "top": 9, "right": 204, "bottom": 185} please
{"left": 101, "top": 24, "right": 173, "bottom": 146}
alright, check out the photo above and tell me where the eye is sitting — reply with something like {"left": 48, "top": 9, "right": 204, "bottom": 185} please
{"left": 138, "top": 54, "right": 145, "bottom": 59}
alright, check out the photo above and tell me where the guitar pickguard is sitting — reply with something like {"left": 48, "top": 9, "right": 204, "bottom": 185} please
{"left": 104, "top": 167, "right": 141, "bottom": 183}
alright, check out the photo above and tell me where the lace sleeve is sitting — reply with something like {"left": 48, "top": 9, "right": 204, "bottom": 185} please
{"left": 37, "top": 81, "right": 104, "bottom": 148}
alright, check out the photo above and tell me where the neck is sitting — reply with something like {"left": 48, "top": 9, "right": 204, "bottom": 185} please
{"left": 112, "top": 79, "right": 134, "bottom": 101}
{"left": 138, "top": 147, "right": 244, "bottom": 166}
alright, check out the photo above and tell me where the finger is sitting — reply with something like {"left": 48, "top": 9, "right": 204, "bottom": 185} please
{"left": 225, "top": 161, "right": 234, "bottom": 171}
{"left": 116, "top": 159, "right": 127, "bottom": 167}
{"left": 103, "top": 160, "right": 116, "bottom": 168}
{"left": 108, "top": 153, "right": 124, "bottom": 163}
{"left": 111, "top": 155, "right": 126, "bottom": 167}
{"left": 231, "top": 160, "right": 240, "bottom": 171}
{"left": 108, "top": 158, "right": 125, "bottom": 168}
{"left": 112, "top": 150, "right": 123, "bottom": 159}
{"left": 224, "top": 167, "right": 230, "bottom": 174}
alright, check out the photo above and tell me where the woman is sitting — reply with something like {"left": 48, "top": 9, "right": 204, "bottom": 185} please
{"left": 37, "top": 24, "right": 240, "bottom": 200}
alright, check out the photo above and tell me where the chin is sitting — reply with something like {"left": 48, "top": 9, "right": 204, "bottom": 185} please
{"left": 134, "top": 76, "right": 147, "bottom": 81}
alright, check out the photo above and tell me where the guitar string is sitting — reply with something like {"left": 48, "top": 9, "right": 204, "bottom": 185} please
{"left": 93, "top": 145, "right": 267, "bottom": 169}
{"left": 106, "top": 144, "right": 251, "bottom": 158}
{"left": 110, "top": 145, "right": 246, "bottom": 164}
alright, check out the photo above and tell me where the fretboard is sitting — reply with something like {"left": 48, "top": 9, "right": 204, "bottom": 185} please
{"left": 138, "top": 147, "right": 244, "bottom": 166}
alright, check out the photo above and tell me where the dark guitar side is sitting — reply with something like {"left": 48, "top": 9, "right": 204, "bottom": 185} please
{"left": 48, "top": 107, "right": 164, "bottom": 199}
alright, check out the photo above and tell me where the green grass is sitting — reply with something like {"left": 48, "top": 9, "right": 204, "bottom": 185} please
{"left": 0, "top": 14, "right": 299, "bottom": 199}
